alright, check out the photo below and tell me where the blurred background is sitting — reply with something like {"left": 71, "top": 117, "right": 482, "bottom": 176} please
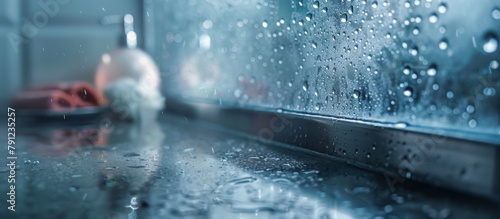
{"left": 0, "top": 1, "right": 499, "bottom": 218}
{"left": 0, "top": 0, "right": 145, "bottom": 107}
{"left": 2, "top": 0, "right": 499, "bottom": 139}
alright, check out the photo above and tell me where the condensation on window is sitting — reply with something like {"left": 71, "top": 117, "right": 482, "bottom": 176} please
{"left": 151, "top": 0, "right": 500, "bottom": 135}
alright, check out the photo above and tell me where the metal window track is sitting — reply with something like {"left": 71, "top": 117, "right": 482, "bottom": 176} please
{"left": 165, "top": 97, "right": 500, "bottom": 201}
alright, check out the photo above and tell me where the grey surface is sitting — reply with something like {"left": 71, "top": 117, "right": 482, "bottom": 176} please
{"left": 0, "top": 114, "right": 498, "bottom": 219}
{"left": 165, "top": 97, "right": 500, "bottom": 201}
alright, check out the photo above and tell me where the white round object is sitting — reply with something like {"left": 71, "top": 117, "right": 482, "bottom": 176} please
{"left": 95, "top": 49, "right": 164, "bottom": 121}
{"left": 95, "top": 49, "right": 161, "bottom": 98}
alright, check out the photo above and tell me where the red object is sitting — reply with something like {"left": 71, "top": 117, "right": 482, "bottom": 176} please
{"left": 27, "top": 82, "right": 103, "bottom": 106}
{"left": 11, "top": 90, "right": 76, "bottom": 111}
{"left": 10, "top": 82, "right": 103, "bottom": 111}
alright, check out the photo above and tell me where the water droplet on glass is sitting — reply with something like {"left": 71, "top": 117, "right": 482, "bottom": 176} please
{"left": 202, "top": 20, "right": 213, "bottom": 29}
{"left": 429, "top": 13, "right": 438, "bottom": 23}
{"left": 483, "top": 87, "right": 496, "bottom": 96}
{"left": 340, "top": 14, "right": 348, "bottom": 23}
{"left": 415, "top": 16, "right": 422, "bottom": 23}
{"left": 403, "top": 66, "right": 411, "bottom": 75}
{"left": 410, "top": 47, "right": 419, "bottom": 56}
{"left": 427, "top": 64, "right": 437, "bottom": 76}
{"left": 446, "top": 91, "right": 454, "bottom": 99}
{"left": 312, "top": 1, "right": 319, "bottom": 9}
{"left": 348, "top": 5, "right": 354, "bottom": 14}
{"left": 371, "top": 1, "right": 378, "bottom": 8}
{"left": 466, "top": 105, "right": 475, "bottom": 113}
{"left": 439, "top": 39, "right": 448, "bottom": 50}
{"left": 490, "top": 60, "right": 499, "bottom": 69}
{"left": 234, "top": 89, "right": 242, "bottom": 98}
{"left": 311, "top": 41, "right": 317, "bottom": 48}
{"left": 438, "top": 3, "right": 447, "bottom": 14}
{"left": 403, "top": 87, "right": 413, "bottom": 97}
{"left": 384, "top": 205, "right": 393, "bottom": 213}
{"left": 302, "top": 81, "right": 309, "bottom": 91}
{"left": 439, "top": 26, "right": 446, "bottom": 34}
{"left": 492, "top": 8, "right": 500, "bottom": 19}
{"left": 412, "top": 27, "right": 420, "bottom": 35}
{"left": 352, "top": 90, "right": 361, "bottom": 99}
{"left": 262, "top": 20, "right": 268, "bottom": 28}
{"left": 468, "top": 119, "right": 477, "bottom": 128}
{"left": 405, "top": 172, "right": 412, "bottom": 179}
{"left": 306, "top": 13, "right": 313, "bottom": 21}
{"left": 483, "top": 33, "right": 498, "bottom": 53}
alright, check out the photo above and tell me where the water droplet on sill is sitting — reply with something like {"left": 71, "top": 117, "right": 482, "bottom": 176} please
{"left": 123, "top": 152, "right": 141, "bottom": 157}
